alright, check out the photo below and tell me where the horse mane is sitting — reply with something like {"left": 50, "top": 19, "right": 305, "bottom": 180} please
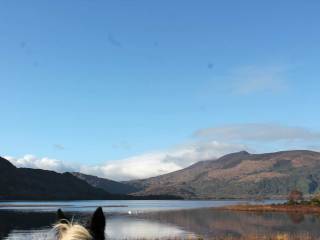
{"left": 54, "top": 220, "right": 92, "bottom": 240}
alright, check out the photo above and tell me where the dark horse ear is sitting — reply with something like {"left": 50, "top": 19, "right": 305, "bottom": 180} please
{"left": 57, "top": 209, "right": 69, "bottom": 224}
{"left": 89, "top": 207, "right": 106, "bottom": 240}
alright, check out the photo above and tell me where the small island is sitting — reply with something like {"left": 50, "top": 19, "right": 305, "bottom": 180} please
{"left": 221, "top": 190, "right": 320, "bottom": 214}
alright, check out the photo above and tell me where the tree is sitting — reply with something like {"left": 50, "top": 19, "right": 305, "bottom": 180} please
{"left": 310, "top": 193, "right": 320, "bottom": 206}
{"left": 288, "top": 190, "right": 303, "bottom": 203}
{"left": 312, "top": 193, "right": 320, "bottom": 200}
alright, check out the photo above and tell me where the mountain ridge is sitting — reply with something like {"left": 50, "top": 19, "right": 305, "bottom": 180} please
{"left": 126, "top": 150, "right": 320, "bottom": 199}
{"left": 0, "top": 156, "right": 114, "bottom": 200}
{"left": 71, "top": 172, "right": 138, "bottom": 194}
{"left": 0, "top": 156, "right": 182, "bottom": 200}
{"left": 3, "top": 150, "right": 320, "bottom": 200}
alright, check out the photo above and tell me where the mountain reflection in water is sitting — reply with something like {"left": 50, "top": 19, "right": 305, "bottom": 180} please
{"left": 0, "top": 211, "right": 195, "bottom": 240}
{"left": 141, "top": 208, "right": 320, "bottom": 239}
{"left": 2, "top": 208, "right": 320, "bottom": 239}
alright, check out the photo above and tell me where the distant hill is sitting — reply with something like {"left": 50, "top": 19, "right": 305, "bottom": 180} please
{"left": 71, "top": 172, "right": 138, "bottom": 194}
{"left": 0, "top": 156, "right": 121, "bottom": 200}
{"left": 126, "top": 150, "right": 320, "bottom": 199}
{"left": 0, "top": 156, "right": 182, "bottom": 200}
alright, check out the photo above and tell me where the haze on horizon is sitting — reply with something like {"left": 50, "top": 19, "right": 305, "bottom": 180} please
{"left": 1, "top": 0, "right": 320, "bottom": 180}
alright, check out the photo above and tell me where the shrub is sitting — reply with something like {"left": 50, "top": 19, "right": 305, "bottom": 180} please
{"left": 287, "top": 190, "right": 303, "bottom": 204}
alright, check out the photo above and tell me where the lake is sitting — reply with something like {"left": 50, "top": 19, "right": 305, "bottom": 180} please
{"left": 1, "top": 200, "right": 320, "bottom": 239}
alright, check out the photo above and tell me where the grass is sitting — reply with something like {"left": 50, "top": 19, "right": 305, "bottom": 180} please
{"left": 208, "top": 232, "right": 314, "bottom": 240}
{"left": 220, "top": 203, "right": 320, "bottom": 213}
{"left": 219, "top": 197, "right": 320, "bottom": 214}
{"left": 119, "top": 233, "right": 315, "bottom": 239}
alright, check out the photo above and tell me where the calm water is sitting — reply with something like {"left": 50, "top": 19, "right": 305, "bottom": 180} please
{"left": 2, "top": 200, "right": 320, "bottom": 240}
{"left": 0, "top": 199, "right": 278, "bottom": 212}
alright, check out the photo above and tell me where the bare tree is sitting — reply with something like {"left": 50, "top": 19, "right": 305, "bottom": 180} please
{"left": 288, "top": 190, "right": 303, "bottom": 203}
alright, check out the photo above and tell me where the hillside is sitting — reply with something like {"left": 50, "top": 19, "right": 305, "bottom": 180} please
{"left": 0, "top": 156, "right": 118, "bottom": 200}
{"left": 126, "top": 150, "right": 320, "bottom": 199}
{"left": 71, "top": 172, "right": 138, "bottom": 194}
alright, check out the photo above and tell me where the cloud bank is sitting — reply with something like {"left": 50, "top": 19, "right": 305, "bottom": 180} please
{"left": 4, "top": 154, "right": 74, "bottom": 173}
{"left": 80, "top": 141, "right": 246, "bottom": 180}
{"left": 5, "top": 123, "right": 320, "bottom": 181}
{"left": 5, "top": 141, "right": 246, "bottom": 181}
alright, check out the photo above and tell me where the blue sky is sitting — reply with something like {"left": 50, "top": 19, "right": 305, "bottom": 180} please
{"left": 1, "top": 1, "right": 320, "bottom": 179}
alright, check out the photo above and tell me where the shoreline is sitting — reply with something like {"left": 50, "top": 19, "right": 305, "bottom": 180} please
{"left": 0, "top": 204, "right": 128, "bottom": 208}
{"left": 219, "top": 204, "right": 320, "bottom": 214}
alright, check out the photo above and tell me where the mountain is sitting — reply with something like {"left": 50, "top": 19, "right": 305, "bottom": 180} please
{"left": 126, "top": 150, "right": 320, "bottom": 199}
{"left": 0, "top": 156, "right": 120, "bottom": 200}
{"left": 71, "top": 172, "right": 138, "bottom": 194}
{"left": 0, "top": 156, "right": 182, "bottom": 200}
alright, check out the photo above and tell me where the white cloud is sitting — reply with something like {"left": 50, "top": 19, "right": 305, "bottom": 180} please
{"left": 81, "top": 141, "right": 246, "bottom": 180}
{"left": 7, "top": 123, "right": 318, "bottom": 181}
{"left": 4, "top": 154, "right": 74, "bottom": 173}
{"left": 5, "top": 141, "right": 246, "bottom": 181}
{"left": 194, "top": 123, "right": 320, "bottom": 142}
{"left": 231, "top": 65, "right": 289, "bottom": 94}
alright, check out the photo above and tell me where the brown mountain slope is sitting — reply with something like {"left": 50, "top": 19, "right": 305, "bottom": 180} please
{"left": 126, "top": 150, "right": 320, "bottom": 199}
{"left": 71, "top": 172, "right": 138, "bottom": 194}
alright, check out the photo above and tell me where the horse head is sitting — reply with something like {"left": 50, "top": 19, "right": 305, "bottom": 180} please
{"left": 54, "top": 207, "right": 105, "bottom": 240}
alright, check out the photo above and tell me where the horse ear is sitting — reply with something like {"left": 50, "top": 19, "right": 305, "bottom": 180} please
{"left": 89, "top": 207, "right": 106, "bottom": 240}
{"left": 57, "top": 209, "right": 69, "bottom": 223}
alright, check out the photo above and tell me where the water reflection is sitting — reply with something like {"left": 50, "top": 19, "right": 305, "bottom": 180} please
{"left": 2, "top": 207, "right": 320, "bottom": 239}
{"left": 142, "top": 208, "right": 320, "bottom": 239}
{"left": 0, "top": 211, "right": 56, "bottom": 239}
{"left": 0, "top": 211, "right": 194, "bottom": 240}
{"left": 105, "top": 216, "right": 196, "bottom": 239}
{"left": 6, "top": 230, "right": 55, "bottom": 240}
{"left": 0, "top": 200, "right": 271, "bottom": 212}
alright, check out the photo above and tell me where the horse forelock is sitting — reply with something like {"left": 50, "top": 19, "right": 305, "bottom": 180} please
{"left": 54, "top": 220, "right": 92, "bottom": 240}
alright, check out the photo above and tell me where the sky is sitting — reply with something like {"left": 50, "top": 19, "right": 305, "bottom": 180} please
{"left": 1, "top": 0, "right": 320, "bottom": 180}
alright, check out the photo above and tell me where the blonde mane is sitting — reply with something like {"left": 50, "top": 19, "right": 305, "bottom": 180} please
{"left": 54, "top": 220, "right": 92, "bottom": 240}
